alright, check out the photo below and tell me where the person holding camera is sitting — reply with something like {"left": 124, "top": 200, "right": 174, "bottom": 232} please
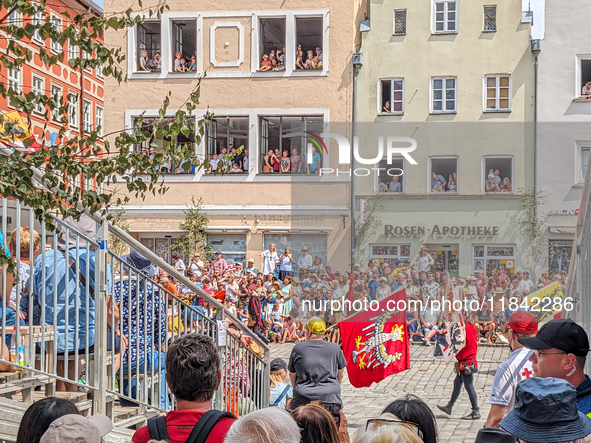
{"left": 436, "top": 318, "right": 480, "bottom": 420}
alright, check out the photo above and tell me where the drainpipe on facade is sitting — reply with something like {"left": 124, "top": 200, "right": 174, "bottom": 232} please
{"left": 351, "top": 53, "right": 363, "bottom": 272}
{"left": 531, "top": 39, "right": 541, "bottom": 219}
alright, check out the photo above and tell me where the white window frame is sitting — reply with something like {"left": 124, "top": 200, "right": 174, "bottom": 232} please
{"left": 32, "top": 9, "right": 44, "bottom": 41}
{"left": 290, "top": 13, "right": 328, "bottom": 76}
{"left": 472, "top": 244, "right": 516, "bottom": 274}
{"left": 68, "top": 92, "right": 79, "bottom": 129}
{"left": 482, "top": 155, "right": 514, "bottom": 194}
{"left": 370, "top": 244, "right": 412, "bottom": 263}
{"left": 7, "top": 67, "right": 21, "bottom": 94}
{"left": 68, "top": 40, "right": 78, "bottom": 61}
{"left": 393, "top": 9, "right": 407, "bottom": 35}
{"left": 50, "top": 83, "right": 62, "bottom": 122}
{"left": 432, "top": 0, "right": 458, "bottom": 34}
{"left": 50, "top": 14, "right": 62, "bottom": 53}
{"left": 96, "top": 63, "right": 103, "bottom": 78}
{"left": 576, "top": 141, "right": 591, "bottom": 184}
{"left": 83, "top": 100, "right": 92, "bottom": 132}
{"left": 483, "top": 5, "right": 497, "bottom": 32}
{"left": 378, "top": 78, "right": 405, "bottom": 115}
{"left": 82, "top": 50, "right": 93, "bottom": 73}
{"left": 428, "top": 156, "right": 459, "bottom": 194}
{"left": 96, "top": 105, "right": 103, "bottom": 136}
{"left": 31, "top": 75, "right": 45, "bottom": 115}
{"left": 375, "top": 157, "right": 405, "bottom": 194}
{"left": 484, "top": 74, "right": 512, "bottom": 112}
{"left": 431, "top": 76, "right": 457, "bottom": 114}
{"left": 576, "top": 54, "right": 591, "bottom": 98}
{"left": 7, "top": 10, "right": 22, "bottom": 27}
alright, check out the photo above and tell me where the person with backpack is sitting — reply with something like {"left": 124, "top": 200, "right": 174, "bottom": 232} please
{"left": 132, "top": 334, "right": 236, "bottom": 443}
{"left": 269, "top": 358, "right": 292, "bottom": 409}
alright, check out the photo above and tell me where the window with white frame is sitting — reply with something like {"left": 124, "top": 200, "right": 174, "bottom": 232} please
{"left": 206, "top": 116, "right": 249, "bottom": 174}
{"left": 7, "top": 67, "right": 21, "bottom": 94}
{"left": 578, "top": 56, "right": 591, "bottom": 98}
{"left": 295, "top": 17, "right": 324, "bottom": 71}
{"left": 50, "top": 15, "right": 62, "bottom": 52}
{"left": 7, "top": 10, "right": 22, "bottom": 26}
{"left": 136, "top": 21, "right": 161, "bottom": 72}
{"left": 485, "top": 75, "right": 511, "bottom": 111}
{"left": 483, "top": 6, "right": 497, "bottom": 31}
{"left": 376, "top": 158, "right": 404, "bottom": 193}
{"left": 484, "top": 156, "right": 513, "bottom": 193}
{"left": 96, "top": 63, "right": 103, "bottom": 78}
{"left": 50, "top": 84, "right": 62, "bottom": 122}
{"left": 393, "top": 10, "right": 407, "bottom": 35}
{"left": 433, "top": 0, "right": 457, "bottom": 33}
{"left": 430, "top": 157, "right": 458, "bottom": 193}
{"left": 68, "top": 92, "right": 78, "bottom": 128}
{"left": 209, "top": 234, "right": 247, "bottom": 265}
{"left": 83, "top": 100, "right": 92, "bottom": 132}
{"left": 259, "top": 115, "right": 323, "bottom": 174}
{"left": 473, "top": 245, "right": 515, "bottom": 274}
{"left": 32, "top": 76, "right": 45, "bottom": 115}
{"left": 432, "top": 77, "right": 456, "bottom": 113}
{"left": 96, "top": 106, "right": 103, "bottom": 136}
{"left": 577, "top": 141, "right": 591, "bottom": 183}
{"left": 32, "top": 9, "right": 44, "bottom": 41}
{"left": 171, "top": 19, "right": 197, "bottom": 73}
{"left": 371, "top": 244, "right": 411, "bottom": 268}
{"left": 379, "top": 79, "right": 404, "bottom": 114}
{"left": 258, "top": 17, "right": 286, "bottom": 72}
{"left": 68, "top": 40, "right": 78, "bottom": 61}
{"left": 82, "top": 50, "right": 93, "bottom": 73}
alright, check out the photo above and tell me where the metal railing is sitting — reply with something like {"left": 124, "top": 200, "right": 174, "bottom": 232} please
{"left": 0, "top": 197, "right": 270, "bottom": 418}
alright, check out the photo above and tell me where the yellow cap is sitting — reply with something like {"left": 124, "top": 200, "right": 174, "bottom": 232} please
{"left": 307, "top": 316, "right": 326, "bottom": 335}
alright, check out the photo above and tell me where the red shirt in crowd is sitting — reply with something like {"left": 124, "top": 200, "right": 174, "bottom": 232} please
{"left": 132, "top": 410, "right": 235, "bottom": 443}
{"left": 456, "top": 322, "right": 478, "bottom": 363}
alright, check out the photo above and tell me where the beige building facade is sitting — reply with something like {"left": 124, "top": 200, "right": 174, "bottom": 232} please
{"left": 355, "top": 0, "right": 537, "bottom": 276}
{"left": 104, "top": 0, "right": 362, "bottom": 270}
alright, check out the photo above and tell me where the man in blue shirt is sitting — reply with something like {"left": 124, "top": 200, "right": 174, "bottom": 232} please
{"left": 391, "top": 271, "right": 408, "bottom": 293}
{"left": 307, "top": 147, "right": 321, "bottom": 174}
{"left": 368, "top": 271, "right": 381, "bottom": 301}
{"left": 431, "top": 172, "right": 446, "bottom": 189}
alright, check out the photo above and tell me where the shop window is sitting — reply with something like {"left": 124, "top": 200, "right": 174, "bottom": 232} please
{"left": 484, "top": 157, "right": 513, "bottom": 193}
{"left": 295, "top": 17, "right": 323, "bottom": 70}
{"left": 206, "top": 116, "right": 249, "bottom": 174}
{"left": 473, "top": 245, "right": 515, "bottom": 274}
{"left": 137, "top": 21, "right": 161, "bottom": 72}
{"left": 370, "top": 244, "right": 411, "bottom": 269}
{"left": 258, "top": 17, "right": 286, "bottom": 72}
{"left": 208, "top": 234, "right": 247, "bottom": 266}
{"left": 432, "top": 77, "right": 456, "bottom": 113}
{"left": 379, "top": 79, "right": 404, "bottom": 114}
{"left": 426, "top": 246, "right": 459, "bottom": 276}
{"left": 376, "top": 158, "right": 404, "bottom": 193}
{"left": 485, "top": 75, "right": 511, "bottom": 111}
{"left": 548, "top": 241, "right": 572, "bottom": 274}
{"left": 171, "top": 20, "right": 197, "bottom": 73}
{"left": 140, "top": 237, "right": 170, "bottom": 263}
{"left": 259, "top": 115, "right": 323, "bottom": 174}
{"left": 264, "top": 234, "right": 327, "bottom": 273}
{"left": 393, "top": 10, "right": 407, "bottom": 35}
{"left": 430, "top": 157, "right": 458, "bottom": 193}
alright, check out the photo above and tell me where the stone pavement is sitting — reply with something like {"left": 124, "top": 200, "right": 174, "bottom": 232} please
{"left": 270, "top": 342, "right": 510, "bottom": 443}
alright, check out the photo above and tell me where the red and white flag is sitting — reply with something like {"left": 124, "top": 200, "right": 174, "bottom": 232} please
{"left": 437, "top": 273, "right": 466, "bottom": 364}
{"left": 338, "top": 288, "right": 410, "bottom": 388}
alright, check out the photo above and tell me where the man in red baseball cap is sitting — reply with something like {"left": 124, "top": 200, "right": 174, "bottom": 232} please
{"left": 485, "top": 311, "right": 538, "bottom": 428}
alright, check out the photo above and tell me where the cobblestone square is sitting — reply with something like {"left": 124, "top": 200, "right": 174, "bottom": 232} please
{"left": 271, "top": 342, "right": 510, "bottom": 443}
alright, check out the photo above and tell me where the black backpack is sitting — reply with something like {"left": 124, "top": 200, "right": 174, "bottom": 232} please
{"left": 147, "top": 410, "right": 236, "bottom": 443}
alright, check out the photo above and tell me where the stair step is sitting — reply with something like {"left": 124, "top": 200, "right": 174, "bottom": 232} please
{"left": 0, "top": 374, "right": 54, "bottom": 395}
{"left": 114, "top": 408, "right": 160, "bottom": 428}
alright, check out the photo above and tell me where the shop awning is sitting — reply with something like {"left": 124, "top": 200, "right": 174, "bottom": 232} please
{"left": 549, "top": 227, "right": 576, "bottom": 234}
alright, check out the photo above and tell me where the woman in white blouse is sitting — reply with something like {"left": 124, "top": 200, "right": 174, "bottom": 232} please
{"left": 261, "top": 243, "right": 279, "bottom": 281}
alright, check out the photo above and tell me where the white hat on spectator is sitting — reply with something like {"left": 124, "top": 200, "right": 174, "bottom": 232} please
{"left": 248, "top": 258, "right": 255, "bottom": 263}
{"left": 40, "top": 414, "right": 112, "bottom": 443}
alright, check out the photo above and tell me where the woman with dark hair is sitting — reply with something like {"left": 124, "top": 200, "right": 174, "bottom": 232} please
{"left": 382, "top": 395, "right": 438, "bottom": 443}
{"left": 291, "top": 403, "right": 350, "bottom": 443}
{"left": 16, "top": 397, "right": 79, "bottom": 443}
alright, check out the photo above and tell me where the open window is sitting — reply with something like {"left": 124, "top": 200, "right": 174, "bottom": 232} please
{"left": 295, "top": 17, "right": 323, "bottom": 70}
{"left": 258, "top": 17, "right": 286, "bottom": 72}
{"left": 577, "top": 141, "right": 591, "bottom": 183}
{"left": 579, "top": 56, "right": 591, "bottom": 97}
{"left": 379, "top": 79, "right": 404, "bottom": 114}
{"left": 171, "top": 20, "right": 197, "bottom": 73}
{"left": 206, "top": 117, "right": 249, "bottom": 174}
{"left": 259, "top": 115, "right": 323, "bottom": 174}
{"left": 376, "top": 158, "right": 404, "bottom": 193}
{"left": 484, "top": 156, "right": 513, "bottom": 193}
{"left": 430, "top": 157, "right": 458, "bottom": 193}
{"left": 137, "top": 21, "right": 161, "bottom": 73}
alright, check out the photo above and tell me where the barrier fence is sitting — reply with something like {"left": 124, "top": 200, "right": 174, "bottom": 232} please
{"left": 0, "top": 198, "right": 270, "bottom": 419}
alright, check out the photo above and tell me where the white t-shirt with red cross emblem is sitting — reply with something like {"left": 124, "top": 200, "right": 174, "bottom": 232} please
{"left": 489, "top": 347, "right": 534, "bottom": 411}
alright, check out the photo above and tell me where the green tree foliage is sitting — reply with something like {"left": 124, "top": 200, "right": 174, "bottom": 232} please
{"left": 171, "top": 197, "right": 212, "bottom": 260}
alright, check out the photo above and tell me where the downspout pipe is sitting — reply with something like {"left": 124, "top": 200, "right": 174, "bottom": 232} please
{"left": 351, "top": 54, "right": 362, "bottom": 272}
